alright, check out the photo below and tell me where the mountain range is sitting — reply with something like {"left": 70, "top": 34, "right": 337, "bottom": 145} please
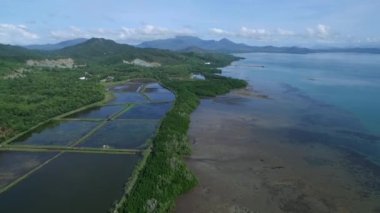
{"left": 138, "top": 36, "right": 380, "bottom": 54}
{"left": 24, "top": 38, "right": 88, "bottom": 51}
{"left": 1, "top": 36, "right": 380, "bottom": 60}
{"left": 138, "top": 36, "right": 257, "bottom": 53}
{"left": 1, "top": 38, "right": 234, "bottom": 68}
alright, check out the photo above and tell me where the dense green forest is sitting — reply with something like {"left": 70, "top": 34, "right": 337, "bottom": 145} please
{"left": 0, "top": 69, "right": 104, "bottom": 141}
{"left": 0, "top": 38, "right": 246, "bottom": 212}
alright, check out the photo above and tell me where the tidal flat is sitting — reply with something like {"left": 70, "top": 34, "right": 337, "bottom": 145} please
{"left": 176, "top": 53, "right": 380, "bottom": 213}
{"left": 176, "top": 91, "right": 380, "bottom": 213}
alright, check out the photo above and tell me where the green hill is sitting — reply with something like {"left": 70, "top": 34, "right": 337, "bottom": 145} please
{"left": 0, "top": 44, "right": 42, "bottom": 62}
{"left": 54, "top": 38, "right": 187, "bottom": 65}
{"left": 24, "top": 38, "right": 88, "bottom": 51}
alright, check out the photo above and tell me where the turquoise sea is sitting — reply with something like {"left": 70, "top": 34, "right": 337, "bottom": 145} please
{"left": 223, "top": 53, "right": 380, "bottom": 164}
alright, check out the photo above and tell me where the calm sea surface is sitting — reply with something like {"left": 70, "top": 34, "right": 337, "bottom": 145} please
{"left": 223, "top": 53, "right": 380, "bottom": 164}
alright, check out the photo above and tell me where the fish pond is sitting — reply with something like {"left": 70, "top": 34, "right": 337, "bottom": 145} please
{"left": 0, "top": 82, "right": 174, "bottom": 212}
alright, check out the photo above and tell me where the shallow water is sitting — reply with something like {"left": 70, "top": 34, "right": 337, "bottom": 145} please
{"left": 225, "top": 53, "right": 380, "bottom": 135}
{"left": 176, "top": 53, "right": 380, "bottom": 213}
{"left": 224, "top": 53, "right": 380, "bottom": 163}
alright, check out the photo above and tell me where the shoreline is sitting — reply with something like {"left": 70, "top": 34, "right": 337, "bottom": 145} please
{"left": 174, "top": 89, "right": 358, "bottom": 212}
{"left": 174, "top": 58, "right": 380, "bottom": 212}
{"left": 117, "top": 63, "right": 247, "bottom": 212}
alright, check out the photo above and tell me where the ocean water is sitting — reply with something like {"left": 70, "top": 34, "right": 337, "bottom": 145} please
{"left": 223, "top": 53, "right": 380, "bottom": 164}
{"left": 176, "top": 53, "right": 380, "bottom": 212}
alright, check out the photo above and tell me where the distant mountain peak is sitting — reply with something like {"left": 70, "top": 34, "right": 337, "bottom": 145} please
{"left": 86, "top": 37, "right": 115, "bottom": 44}
{"left": 138, "top": 36, "right": 253, "bottom": 53}
{"left": 219, "top": 38, "right": 235, "bottom": 44}
{"left": 174, "top": 35, "right": 200, "bottom": 39}
{"left": 219, "top": 38, "right": 231, "bottom": 42}
{"left": 25, "top": 38, "right": 88, "bottom": 51}
{"left": 137, "top": 37, "right": 380, "bottom": 54}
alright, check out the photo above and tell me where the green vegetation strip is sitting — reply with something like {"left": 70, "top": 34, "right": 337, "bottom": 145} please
{"left": 113, "top": 75, "right": 247, "bottom": 212}
{"left": 112, "top": 144, "right": 153, "bottom": 212}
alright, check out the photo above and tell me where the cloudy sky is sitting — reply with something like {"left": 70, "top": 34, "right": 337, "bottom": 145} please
{"left": 1, "top": 0, "right": 379, "bottom": 47}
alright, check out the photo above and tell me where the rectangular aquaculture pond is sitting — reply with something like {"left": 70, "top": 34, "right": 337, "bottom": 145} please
{"left": 111, "top": 82, "right": 144, "bottom": 92}
{"left": 77, "top": 119, "right": 159, "bottom": 149}
{"left": 66, "top": 105, "right": 125, "bottom": 119}
{"left": 144, "top": 91, "right": 175, "bottom": 102}
{"left": 0, "top": 151, "right": 57, "bottom": 189}
{"left": 117, "top": 102, "right": 172, "bottom": 120}
{"left": 143, "top": 83, "right": 167, "bottom": 93}
{"left": 0, "top": 152, "right": 140, "bottom": 213}
{"left": 143, "top": 83, "right": 175, "bottom": 102}
{"left": 108, "top": 92, "right": 148, "bottom": 104}
{"left": 12, "top": 120, "right": 100, "bottom": 146}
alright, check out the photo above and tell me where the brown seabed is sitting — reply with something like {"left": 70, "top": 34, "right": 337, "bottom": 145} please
{"left": 175, "top": 89, "right": 380, "bottom": 213}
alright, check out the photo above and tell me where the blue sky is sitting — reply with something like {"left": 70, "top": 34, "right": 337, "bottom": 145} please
{"left": 0, "top": 0, "right": 379, "bottom": 47}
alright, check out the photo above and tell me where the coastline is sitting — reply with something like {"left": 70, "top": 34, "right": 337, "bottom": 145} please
{"left": 175, "top": 89, "right": 380, "bottom": 213}
{"left": 117, "top": 64, "right": 247, "bottom": 212}
{"left": 174, "top": 53, "right": 380, "bottom": 212}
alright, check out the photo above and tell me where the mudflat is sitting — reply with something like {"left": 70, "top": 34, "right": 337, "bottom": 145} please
{"left": 175, "top": 89, "right": 380, "bottom": 213}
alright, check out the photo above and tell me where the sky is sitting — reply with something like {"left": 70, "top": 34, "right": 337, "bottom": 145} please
{"left": 0, "top": 0, "right": 379, "bottom": 47}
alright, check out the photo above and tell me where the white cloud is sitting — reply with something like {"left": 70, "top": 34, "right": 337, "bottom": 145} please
{"left": 50, "top": 25, "right": 194, "bottom": 43}
{"left": 210, "top": 27, "right": 297, "bottom": 38}
{"left": 237, "top": 27, "right": 271, "bottom": 40}
{"left": 306, "top": 24, "right": 331, "bottom": 39}
{"left": 209, "top": 28, "right": 231, "bottom": 36}
{"left": 50, "top": 26, "right": 90, "bottom": 40}
{"left": 0, "top": 24, "right": 39, "bottom": 45}
{"left": 207, "top": 24, "right": 352, "bottom": 45}
{"left": 277, "top": 28, "right": 295, "bottom": 36}
{"left": 208, "top": 26, "right": 296, "bottom": 41}
{"left": 119, "top": 25, "right": 171, "bottom": 39}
